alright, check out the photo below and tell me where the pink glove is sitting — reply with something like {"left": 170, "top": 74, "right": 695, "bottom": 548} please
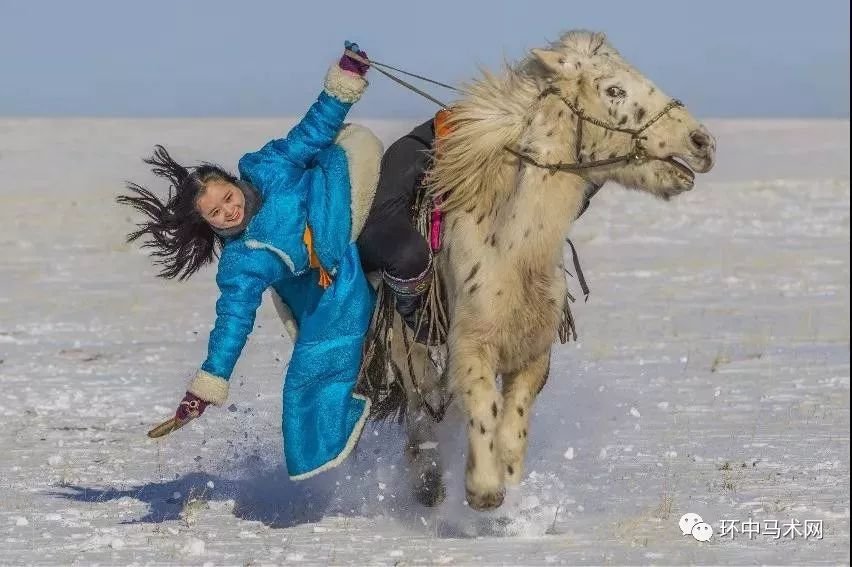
{"left": 175, "top": 391, "right": 209, "bottom": 422}
{"left": 339, "top": 40, "right": 369, "bottom": 76}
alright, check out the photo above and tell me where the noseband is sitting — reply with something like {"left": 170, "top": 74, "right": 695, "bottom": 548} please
{"left": 505, "top": 87, "right": 684, "bottom": 175}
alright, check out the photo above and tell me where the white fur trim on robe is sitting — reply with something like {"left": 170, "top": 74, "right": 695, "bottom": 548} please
{"left": 187, "top": 369, "right": 230, "bottom": 406}
{"left": 288, "top": 392, "right": 372, "bottom": 480}
{"left": 335, "top": 123, "right": 383, "bottom": 241}
{"left": 324, "top": 65, "right": 368, "bottom": 104}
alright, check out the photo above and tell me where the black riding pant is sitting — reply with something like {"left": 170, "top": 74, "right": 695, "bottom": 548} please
{"left": 357, "top": 119, "right": 435, "bottom": 280}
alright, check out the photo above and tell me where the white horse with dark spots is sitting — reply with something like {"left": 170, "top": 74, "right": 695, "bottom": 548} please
{"left": 380, "top": 30, "right": 716, "bottom": 510}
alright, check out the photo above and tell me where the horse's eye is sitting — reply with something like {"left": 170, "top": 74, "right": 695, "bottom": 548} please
{"left": 606, "top": 86, "right": 626, "bottom": 98}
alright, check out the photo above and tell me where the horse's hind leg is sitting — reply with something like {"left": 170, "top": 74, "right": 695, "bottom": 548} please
{"left": 451, "top": 336, "right": 505, "bottom": 510}
{"left": 496, "top": 351, "right": 550, "bottom": 485}
{"left": 405, "top": 403, "right": 446, "bottom": 506}
{"left": 391, "top": 316, "right": 446, "bottom": 506}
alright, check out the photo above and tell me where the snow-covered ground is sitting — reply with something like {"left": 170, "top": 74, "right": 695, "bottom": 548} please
{"left": 0, "top": 118, "right": 848, "bottom": 565}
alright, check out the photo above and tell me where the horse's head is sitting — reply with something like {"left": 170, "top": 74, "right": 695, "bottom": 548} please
{"left": 529, "top": 31, "right": 715, "bottom": 200}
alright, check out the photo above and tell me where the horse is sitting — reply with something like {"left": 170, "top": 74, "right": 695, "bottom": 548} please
{"left": 362, "top": 30, "right": 716, "bottom": 511}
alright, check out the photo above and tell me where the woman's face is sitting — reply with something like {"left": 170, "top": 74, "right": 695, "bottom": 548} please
{"left": 196, "top": 181, "right": 246, "bottom": 230}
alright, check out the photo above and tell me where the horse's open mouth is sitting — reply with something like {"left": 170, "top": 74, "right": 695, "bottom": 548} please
{"left": 665, "top": 157, "right": 696, "bottom": 183}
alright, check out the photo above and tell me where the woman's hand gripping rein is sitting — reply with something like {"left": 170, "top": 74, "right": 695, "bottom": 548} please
{"left": 147, "top": 392, "right": 210, "bottom": 438}
{"left": 340, "top": 41, "right": 370, "bottom": 76}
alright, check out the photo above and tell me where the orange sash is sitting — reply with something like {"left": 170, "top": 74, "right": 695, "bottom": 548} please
{"left": 303, "top": 226, "right": 332, "bottom": 289}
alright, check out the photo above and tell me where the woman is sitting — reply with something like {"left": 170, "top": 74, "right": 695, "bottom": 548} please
{"left": 119, "top": 42, "right": 381, "bottom": 480}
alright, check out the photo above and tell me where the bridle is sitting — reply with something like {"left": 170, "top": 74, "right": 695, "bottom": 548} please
{"left": 504, "top": 86, "right": 683, "bottom": 220}
{"left": 505, "top": 86, "right": 684, "bottom": 176}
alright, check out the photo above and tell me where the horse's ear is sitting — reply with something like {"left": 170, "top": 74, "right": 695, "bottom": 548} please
{"left": 531, "top": 48, "right": 565, "bottom": 74}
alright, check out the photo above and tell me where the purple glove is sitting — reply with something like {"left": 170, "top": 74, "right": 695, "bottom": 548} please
{"left": 339, "top": 40, "right": 369, "bottom": 76}
{"left": 175, "top": 391, "right": 209, "bottom": 422}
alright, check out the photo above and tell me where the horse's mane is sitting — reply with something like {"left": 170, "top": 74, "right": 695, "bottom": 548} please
{"left": 428, "top": 31, "right": 618, "bottom": 213}
{"left": 427, "top": 66, "right": 537, "bottom": 212}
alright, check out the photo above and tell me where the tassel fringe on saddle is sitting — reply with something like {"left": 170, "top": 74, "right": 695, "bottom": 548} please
{"left": 355, "top": 186, "right": 450, "bottom": 422}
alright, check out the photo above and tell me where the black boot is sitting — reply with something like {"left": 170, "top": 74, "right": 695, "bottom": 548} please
{"left": 383, "top": 258, "right": 440, "bottom": 345}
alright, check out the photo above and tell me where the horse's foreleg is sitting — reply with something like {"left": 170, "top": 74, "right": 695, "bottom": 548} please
{"left": 497, "top": 351, "right": 550, "bottom": 485}
{"left": 451, "top": 336, "right": 504, "bottom": 510}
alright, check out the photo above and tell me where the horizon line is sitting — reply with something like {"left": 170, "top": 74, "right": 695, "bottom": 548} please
{"left": 0, "top": 115, "right": 849, "bottom": 121}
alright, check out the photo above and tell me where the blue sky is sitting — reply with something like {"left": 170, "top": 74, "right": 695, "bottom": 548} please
{"left": 0, "top": 0, "right": 848, "bottom": 118}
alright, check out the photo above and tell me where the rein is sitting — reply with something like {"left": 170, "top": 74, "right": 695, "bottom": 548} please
{"left": 344, "top": 50, "right": 459, "bottom": 108}
{"left": 346, "top": 50, "right": 682, "bottom": 223}
{"left": 346, "top": 50, "right": 683, "bottom": 179}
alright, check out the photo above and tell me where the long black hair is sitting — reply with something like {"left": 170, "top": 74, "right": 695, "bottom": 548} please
{"left": 117, "top": 145, "right": 239, "bottom": 280}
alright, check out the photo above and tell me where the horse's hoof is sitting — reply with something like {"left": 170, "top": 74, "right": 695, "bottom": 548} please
{"left": 414, "top": 469, "right": 446, "bottom": 507}
{"left": 466, "top": 488, "right": 505, "bottom": 511}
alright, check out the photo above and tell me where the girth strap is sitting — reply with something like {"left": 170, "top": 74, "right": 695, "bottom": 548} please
{"left": 565, "top": 238, "right": 590, "bottom": 300}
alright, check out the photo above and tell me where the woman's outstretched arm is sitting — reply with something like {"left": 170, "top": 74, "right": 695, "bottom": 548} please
{"left": 185, "top": 244, "right": 286, "bottom": 405}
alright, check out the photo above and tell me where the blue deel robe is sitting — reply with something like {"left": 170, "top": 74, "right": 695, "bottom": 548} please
{"left": 190, "top": 72, "right": 377, "bottom": 480}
